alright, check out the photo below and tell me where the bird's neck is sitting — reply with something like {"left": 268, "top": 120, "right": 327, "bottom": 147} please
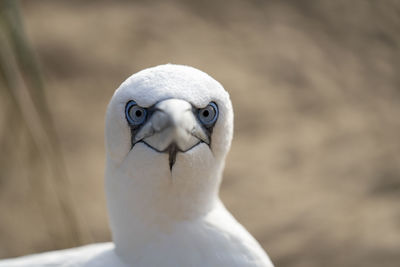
{"left": 105, "top": 143, "right": 224, "bottom": 262}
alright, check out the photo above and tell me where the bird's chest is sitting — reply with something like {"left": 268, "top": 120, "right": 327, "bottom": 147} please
{"left": 114, "top": 222, "right": 261, "bottom": 267}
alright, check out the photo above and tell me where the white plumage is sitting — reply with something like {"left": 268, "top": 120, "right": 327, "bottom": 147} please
{"left": 0, "top": 64, "right": 274, "bottom": 267}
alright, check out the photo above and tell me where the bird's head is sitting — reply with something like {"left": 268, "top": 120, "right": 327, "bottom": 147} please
{"left": 105, "top": 64, "right": 233, "bottom": 227}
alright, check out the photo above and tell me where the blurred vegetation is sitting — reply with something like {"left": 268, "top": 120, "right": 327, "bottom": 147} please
{"left": 0, "top": 0, "right": 80, "bottom": 253}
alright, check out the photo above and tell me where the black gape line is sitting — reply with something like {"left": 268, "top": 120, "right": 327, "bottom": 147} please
{"left": 125, "top": 99, "right": 218, "bottom": 170}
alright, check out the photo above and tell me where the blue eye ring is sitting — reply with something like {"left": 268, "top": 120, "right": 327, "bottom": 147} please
{"left": 125, "top": 101, "right": 147, "bottom": 126}
{"left": 198, "top": 102, "right": 218, "bottom": 126}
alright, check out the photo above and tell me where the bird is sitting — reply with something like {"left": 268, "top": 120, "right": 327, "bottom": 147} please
{"left": 0, "top": 64, "right": 274, "bottom": 267}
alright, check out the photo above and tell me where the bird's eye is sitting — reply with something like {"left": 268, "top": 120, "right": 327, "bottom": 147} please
{"left": 126, "top": 101, "right": 147, "bottom": 125}
{"left": 198, "top": 102, "right": 218, "bottom": 126}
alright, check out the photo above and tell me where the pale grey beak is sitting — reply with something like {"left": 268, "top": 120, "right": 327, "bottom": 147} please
{"left": 133, "top": 99, "right": 209, "bottom": 169}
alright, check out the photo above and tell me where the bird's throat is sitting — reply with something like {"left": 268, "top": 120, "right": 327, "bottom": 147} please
{"left": 168, "top": 143, "right": 178, "bottom": 171}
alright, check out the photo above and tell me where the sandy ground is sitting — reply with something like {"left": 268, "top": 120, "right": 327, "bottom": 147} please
{"left": 1, "top": 1, "right": 400, "bottom": 266}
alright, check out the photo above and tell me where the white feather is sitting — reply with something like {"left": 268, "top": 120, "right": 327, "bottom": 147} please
{"left": 0, "top": 64, "right": 274, "bottom": 267}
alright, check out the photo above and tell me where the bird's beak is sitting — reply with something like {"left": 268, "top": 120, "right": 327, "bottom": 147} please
{"left": 134, "top": 99, "right": 209, "bottom": 169}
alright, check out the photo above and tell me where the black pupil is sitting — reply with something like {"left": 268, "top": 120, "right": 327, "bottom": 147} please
{"left": 203, "top": 110, "right": 210, "bottom": 117}
{"left": 135, "top": 109, "right": 142, "bottom": 117}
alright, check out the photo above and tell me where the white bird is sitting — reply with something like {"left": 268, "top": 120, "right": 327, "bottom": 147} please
{"left": 0, "top": 64, "right": 274, "bottom": 267}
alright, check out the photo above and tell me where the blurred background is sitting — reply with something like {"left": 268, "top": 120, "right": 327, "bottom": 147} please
{"left": 1, "top": 0, "right": 399, "bottom": 266}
